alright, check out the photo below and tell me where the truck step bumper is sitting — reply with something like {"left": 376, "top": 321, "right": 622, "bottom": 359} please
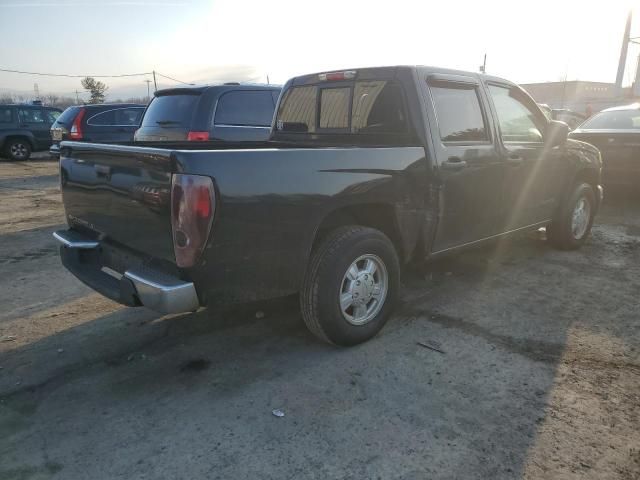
{"left": 53, "top": 229, "right": 200, "bottom": 315}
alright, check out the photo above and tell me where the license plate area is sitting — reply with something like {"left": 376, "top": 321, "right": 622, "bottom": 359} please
{"left": 52, "top": 129, "right": 63, "bottom": 141}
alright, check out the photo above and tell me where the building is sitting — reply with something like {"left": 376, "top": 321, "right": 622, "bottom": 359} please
{"left": 520, "top": 80, "right": 637, "bottom": 115}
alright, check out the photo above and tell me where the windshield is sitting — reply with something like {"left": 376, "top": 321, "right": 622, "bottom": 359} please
{"left": 140, "top": 94, "right": 199, "bottom": 128}
{"left": 580, "top": 109, "right": 640, "bottom": 130}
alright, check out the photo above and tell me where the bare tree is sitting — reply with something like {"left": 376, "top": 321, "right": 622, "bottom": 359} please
{"left": 44, "top": 93, "right": 59, "bottom": 106}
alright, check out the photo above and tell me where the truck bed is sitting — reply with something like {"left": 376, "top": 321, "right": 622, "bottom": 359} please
{"left": 59, "top": 141, "right": 428, "bottom": 306}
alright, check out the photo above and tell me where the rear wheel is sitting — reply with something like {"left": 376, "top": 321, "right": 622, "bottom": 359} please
{"left": 300, "top": 226, "right": 400, "bottom": 346}
{"left": 547, "top": 182, "right": 596, "bottom": 250}
{"left": 4, "top": 138, "right": 32, "bottom": 161}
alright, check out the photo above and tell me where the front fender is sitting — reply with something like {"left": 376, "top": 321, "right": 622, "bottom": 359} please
{"left": 0, "top": 130, "right": 37, "bottom": 149}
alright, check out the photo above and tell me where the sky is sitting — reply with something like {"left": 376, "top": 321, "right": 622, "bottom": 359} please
{"left": 0, "top": 0, "right": 638, "bottom": 101}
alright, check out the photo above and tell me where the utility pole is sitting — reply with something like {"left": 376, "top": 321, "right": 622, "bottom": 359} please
{"left": 144, "top": 79, "right": 152, "bottom": 100}
{"left": 479, "top": 54, "right": 487, "bottom": 74}
{"left": 615, "top": 10, "right": 632, "bottom": 98}
{"left": 75, "top": 89, "right": 80, "bottom": 104}
{"left": 266, "top": 74, "right": 270, "bottom": 85}
{"left": 152, "top": 70, "right": 157, "bottom": 92}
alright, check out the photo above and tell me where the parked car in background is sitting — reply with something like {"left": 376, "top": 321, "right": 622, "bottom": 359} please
{"left": 134, "top": 83, "right": 281, "bottom": 142}
{"left": 55, "top": 66, "right": 602, "bottom": 347}
{"left": 49, "top": 103, "right": 145, "bottom": 158}
{"left": 552, "top": 109, "right": 586, "bottom": 130}
{"left": 569, "top": 103, "right": 640, "bottom": 187}
{"left": 0, "top": 103, "right": 61, "bottom": 160}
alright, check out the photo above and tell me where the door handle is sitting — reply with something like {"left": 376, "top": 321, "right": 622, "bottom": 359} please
{"left": 507, "top": 155, "right": 524, "bottom": 166}
{"left": 441, "top": 157, "right": 467, "bottom": 170}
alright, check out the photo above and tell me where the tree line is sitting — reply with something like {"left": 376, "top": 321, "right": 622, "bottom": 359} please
{"left": 0, "top": 77, "right": 150, "bottom": 108}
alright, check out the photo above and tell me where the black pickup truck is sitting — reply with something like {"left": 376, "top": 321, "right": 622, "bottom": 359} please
{"left": 54, "top": 66, "right": 603, "bottom": 346}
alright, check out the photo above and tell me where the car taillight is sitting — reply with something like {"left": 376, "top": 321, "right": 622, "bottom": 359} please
{"left": 187, "top": 131, "right": 209, "bottom": 141}
{"left": 171, "top": 174, "right": 215, "bottom": 268}
{"left": 69, "top": 108, "right": 85, "bottom": 140}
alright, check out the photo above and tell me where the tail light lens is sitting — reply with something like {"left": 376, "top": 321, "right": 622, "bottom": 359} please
{"left": 187, "top": 131, "right": 209, "bottom": 141}
{"left": 69, "top": 108, "right": 86, "bottom": 140}
{"left": 171, "top": 174, "right": 215, "bottom": 268}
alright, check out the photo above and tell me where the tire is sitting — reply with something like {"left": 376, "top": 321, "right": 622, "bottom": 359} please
{"left": 300, "top": 226, "right": 400, "bottom": 346}
{"left": 4, "top": 138, "right": 32, "bottom": 161}
{"left": 547, "top": 182, "right": 596, "bottom": 250}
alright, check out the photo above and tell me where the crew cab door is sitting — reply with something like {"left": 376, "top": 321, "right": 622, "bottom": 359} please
{"left": 486, "top": 83, "right": 560, "bottom": 229}
{"left": 425, "top": 75, "right": 505, "bottom": 252}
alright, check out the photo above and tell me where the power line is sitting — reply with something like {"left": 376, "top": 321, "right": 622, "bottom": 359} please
{"left": 155, "top": 71, "right": 194, "bottom": 85}
{"left": 0, "top": 67, "right": 151, "bottom": 78}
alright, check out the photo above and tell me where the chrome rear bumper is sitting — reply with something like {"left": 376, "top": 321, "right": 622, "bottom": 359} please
{"left": 53, "top": 229, "right": 199, "bottom": 314}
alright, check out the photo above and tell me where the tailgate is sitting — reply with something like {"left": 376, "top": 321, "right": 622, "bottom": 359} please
{"left": 59, "top": 142, "right": 175, "bottom": 261}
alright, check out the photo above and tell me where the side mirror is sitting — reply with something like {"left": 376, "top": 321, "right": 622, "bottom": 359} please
{"left": 545, "top": 120, "right": 569, "bottom": 147}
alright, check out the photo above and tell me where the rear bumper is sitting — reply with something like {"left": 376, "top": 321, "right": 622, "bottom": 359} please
{"left": 53, "top": 229, "right": 200, "bottom": 314}
{"left": 49, "top": 143, "right": 60, "bottom": 158}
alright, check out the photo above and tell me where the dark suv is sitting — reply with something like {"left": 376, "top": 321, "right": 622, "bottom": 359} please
{"left": 50, "top": 103, "right": 146, "bottom": 158}
{"left": 0, "top": 104, "right": 62, "bottom": 161}
{"left": 134, "top": 84, "right": 281, "bottom": 142}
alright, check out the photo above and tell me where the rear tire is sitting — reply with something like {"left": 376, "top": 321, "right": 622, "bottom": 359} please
{"left": 547, "top": 182, "right": 596, "bottom": 250}
{"left": 4, "top": 138, "right": 32, "bottom": 161}
{"left": 300, "top": 226, "right": 400, "bottom": 346}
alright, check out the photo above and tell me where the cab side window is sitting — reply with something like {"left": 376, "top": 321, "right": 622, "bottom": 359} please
{"left": 214, "top": 91, "right": 275, "bottom": 127}
{"left": 430, "top": 84, "right": 488, "bottom": 142}
{"left": 488, "top": 85, "right": 544, "bottom": 143}
{"left": 114, "top": 108, "right": 144, "bottom": 126}
{"left": 0, "top": 108, "right": 13, "bottom": 123}
{"left": 46, "top": 110, "right": 60, "bottom": 123}
{"left": 18, "top": 108, "right": 45, "bottom": 124}
{"left": 87, "top": 110, "right": 116, "bottom": 126}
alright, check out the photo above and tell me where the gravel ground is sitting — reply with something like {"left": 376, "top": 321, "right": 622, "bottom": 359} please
{"left": 0, "top": 159, "right": 638, "bottom": 480}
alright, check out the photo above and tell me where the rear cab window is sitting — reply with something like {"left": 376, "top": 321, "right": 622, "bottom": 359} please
{"left": 274, "top": 72, "right": 411, "bottom": 144}
{"left": 140, "top": 94, "right": 200, "bottom": 129}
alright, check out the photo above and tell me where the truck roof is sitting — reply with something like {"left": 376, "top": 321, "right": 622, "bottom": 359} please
{"left": 288, "top": 65, "right": 517, "bottom": 88}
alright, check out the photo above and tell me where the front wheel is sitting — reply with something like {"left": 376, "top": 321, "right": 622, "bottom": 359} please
{"left": 300, "top": 226, "right": 400, "bottom": 346}
{"left": 547, "top": 182, "right": 596, "bottom": 250}
{"left": 4, "top": 139, "right": 32, "bottom": 161}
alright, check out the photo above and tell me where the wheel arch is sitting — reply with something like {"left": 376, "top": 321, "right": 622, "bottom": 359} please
{"left": 572, "top": 167, "right": 601, "bottom": 207}
{"left": 309, "top": 203, "right": 413, "bottom": 264}
{"left": 3, "top": 133, "right": 36, "bottom": 150}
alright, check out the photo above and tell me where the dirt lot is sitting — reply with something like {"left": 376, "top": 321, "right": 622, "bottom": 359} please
{"left": 0, "top": 157, "right": 639, "bottom": 480}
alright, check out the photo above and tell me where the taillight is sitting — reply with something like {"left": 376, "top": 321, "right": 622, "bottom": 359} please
{"left": 171, "top": 174, "right": 215, "bottom": 268}
{"left": 187, "top": 131, "right": 209, "bottom": 141}
{"left": 69, "top": 108, "right": 85, "bottom": 140}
